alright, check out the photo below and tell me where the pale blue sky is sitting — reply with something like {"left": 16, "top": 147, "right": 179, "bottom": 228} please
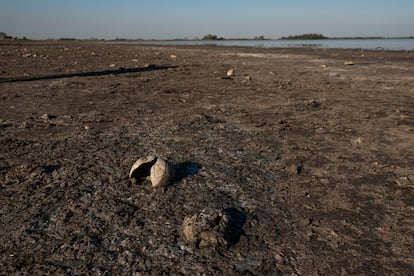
{"left": 1, "top": 0, "right": 413, "bottom": 39}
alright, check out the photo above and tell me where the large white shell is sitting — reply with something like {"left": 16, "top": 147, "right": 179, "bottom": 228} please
{"left": 150, "top": 157, "right": 174, "bottom": 188}
{"left": 129, "top": 155, "right": 157, "bottom": 182}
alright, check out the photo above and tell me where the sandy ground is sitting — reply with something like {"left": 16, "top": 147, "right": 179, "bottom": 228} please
{"left": 0, "top": 41, "right": 413, "bottom": 274}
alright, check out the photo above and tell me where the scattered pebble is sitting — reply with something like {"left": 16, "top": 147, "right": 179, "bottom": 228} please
{"left": 41, "top": 114, "right": 57, "bottom": 120}
{"left": 288, "top": 163, "right": 303, "bottom": 175}
{"left": 226, "top": 69, "right": 234, "bottom": 77}
{"left": 344, "top": 61, "right": 354, "bottom": 65}
{"left": 353, "top": 137, "right": 364, "bottom": 146}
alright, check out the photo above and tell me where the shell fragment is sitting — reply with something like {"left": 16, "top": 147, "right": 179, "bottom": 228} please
{"left": 129, "top": 155, "right": 174, "bottom": 188}
{"left": 150, "top": 157, "right": 175, "bottom": 188}
{"left": 129, "top": 155, "right": 157, "bottom": 183}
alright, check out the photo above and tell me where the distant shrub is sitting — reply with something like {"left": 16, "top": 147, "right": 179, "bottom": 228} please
{"left": 202, "top": 34, "right": 224, "bottom": 40}
{"left": 254, "top": 35, "right": 266, "bottom": 40}
{"left": 59, "top": 38, "right": 77, "bottom": 41}
{"left": 281, "top": 33, "right": 328, "bottom": 40}
{"left": 0, "top": 32, "right": 12, "bottom": 40}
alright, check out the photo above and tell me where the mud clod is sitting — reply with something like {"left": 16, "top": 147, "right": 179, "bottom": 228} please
{"left": 181, "top": 207, "right": 246, "bottom": 248}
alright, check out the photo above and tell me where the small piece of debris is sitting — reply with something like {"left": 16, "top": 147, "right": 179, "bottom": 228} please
{"left": 41, "top": 114, "right": 57, "bottom": 120}
{"left": 288, "top": 163, "right": 303, "bottom": 175}
{"left": 353, "top": 137, "right": 364, "bottom": 146}
{"left": 226, "top": 69, "right": 234, "bottom": 77}
{"left": 344, "top": 61, "right": 354, "bottom": 65}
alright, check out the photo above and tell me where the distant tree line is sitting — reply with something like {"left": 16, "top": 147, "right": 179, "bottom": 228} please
{"left": 281, "top": 33, "right": 328, "bottom": 40}
{"left": 0, "top": 32, "right": 13, "bottom": 40}
{"left": 201, "top": 34, "right": 224, "bottom": 40}
{"left": 0, "top": 32, "right": 30, "bottom": 40}
{"left": 254, "top": 35, "right": 266, "bottom": 40}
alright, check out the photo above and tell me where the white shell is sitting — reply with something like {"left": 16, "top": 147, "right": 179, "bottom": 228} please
{"left": 150, "top": 157, "right": 174, "bottom": 188}
{"left": 226, "top": 69, "right": 234, "bottom": 77}
{"left": 129, "top": 155, "right": 157, "bottom": 181}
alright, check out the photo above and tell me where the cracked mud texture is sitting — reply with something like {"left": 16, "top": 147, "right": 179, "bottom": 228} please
{"left": 0, "top": 41, "right": 413, "bottom": 274}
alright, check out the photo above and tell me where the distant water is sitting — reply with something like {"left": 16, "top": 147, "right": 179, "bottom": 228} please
{"left": 112, "top": 39, "right": 414, "bottom": 51}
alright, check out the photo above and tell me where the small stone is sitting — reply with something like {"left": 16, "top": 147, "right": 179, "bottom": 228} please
{"left": 20, "top": 121, "right": 29, "bottom": 129}
{"left": 41, "top": 114, "right": 56, "bottom": 120}
{"left": 226, "top": 69, "right": 234, "bottom": 77}
{"left": 288, "top": 163, "right": 303, "bottom": 175}
{"left": 344, "top": 61, "right": 354, "bottom": 65}
{"left": 353, "top": 137, "right": 364, "bottom": 146}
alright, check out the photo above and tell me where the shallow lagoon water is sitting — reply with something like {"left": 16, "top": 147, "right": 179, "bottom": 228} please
{"left": 114, "top": 38, "right": 414, "bottom": 51}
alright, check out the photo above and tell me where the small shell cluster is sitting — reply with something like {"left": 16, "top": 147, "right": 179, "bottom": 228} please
{"left": 129, "top": 155, "right": 174, "bottom": 188}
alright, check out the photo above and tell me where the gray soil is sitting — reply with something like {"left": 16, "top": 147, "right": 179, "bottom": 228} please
{"left": 1, "top": 42, "right": 413, "bottom": 274}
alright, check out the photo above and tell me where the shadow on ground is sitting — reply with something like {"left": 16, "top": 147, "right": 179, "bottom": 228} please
{"left": 173, "top": 162, "right": 202, "bottom": 182}
{"left": 0, "top": 65, "right": 176, "bottom": 83}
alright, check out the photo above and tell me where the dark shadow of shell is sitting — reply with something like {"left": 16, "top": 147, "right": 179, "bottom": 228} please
{"left": 172, "top": 162, "right": 202, "bottom": 182}
{"left": 221, "top": 207, "right": 247, "bottom": 246}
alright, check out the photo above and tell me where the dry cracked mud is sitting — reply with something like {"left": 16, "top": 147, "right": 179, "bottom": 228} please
{"left": 1, "top": 41, "right": 413, "bottom": 274}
